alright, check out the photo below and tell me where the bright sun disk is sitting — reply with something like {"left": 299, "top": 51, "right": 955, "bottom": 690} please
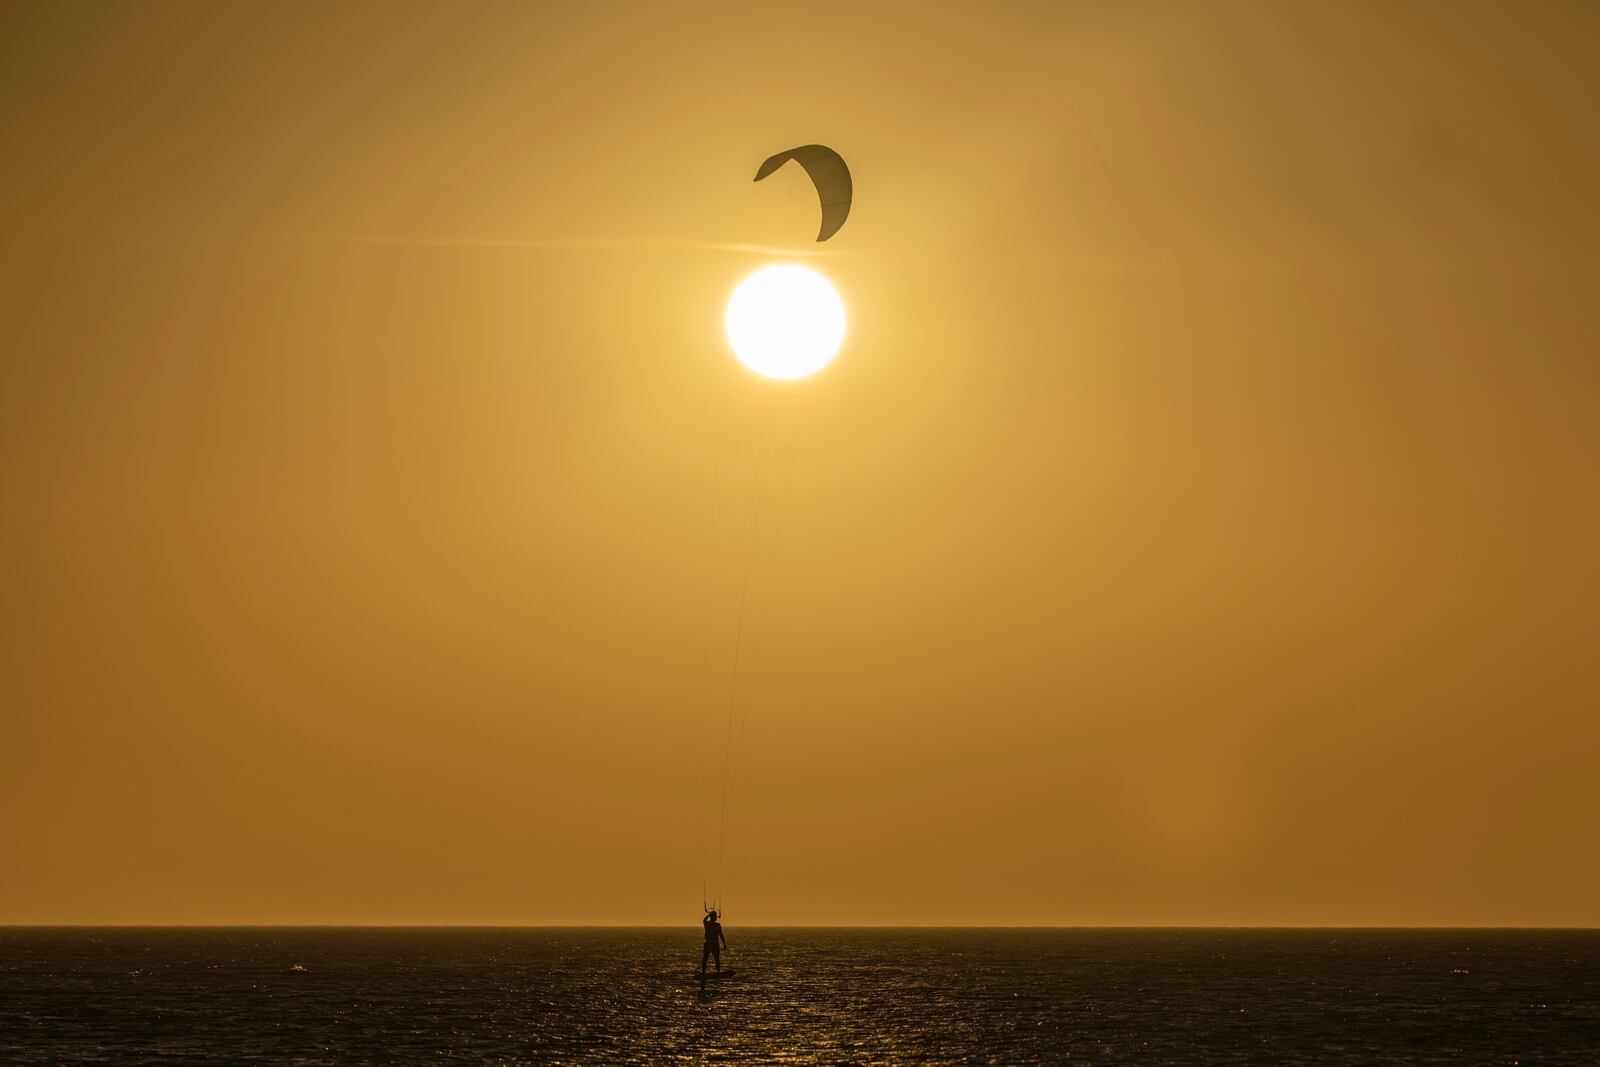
{"left": 724, "top": 264, "right": 845, "bottom": 380}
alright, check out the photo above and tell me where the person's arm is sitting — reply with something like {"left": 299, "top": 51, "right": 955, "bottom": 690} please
{"left": 720, "top": 927, "right": 728, "bottom": 949}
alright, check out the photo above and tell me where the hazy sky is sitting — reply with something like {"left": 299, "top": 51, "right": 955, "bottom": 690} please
{"left": 3, "top": 2, "right": 1597, "bottom": 925}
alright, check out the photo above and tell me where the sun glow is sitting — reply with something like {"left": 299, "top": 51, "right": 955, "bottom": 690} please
{"left": 724, "top": 264, "right": 846, "bottom": 380}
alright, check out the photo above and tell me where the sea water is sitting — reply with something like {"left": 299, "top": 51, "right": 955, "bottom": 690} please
{"left": 2, "top": 927, "right": 1595, "bottom": 1064}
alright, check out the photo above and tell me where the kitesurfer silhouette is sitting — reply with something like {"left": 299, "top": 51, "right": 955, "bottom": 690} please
{"left": 701, "top": 909, "right": 728, "bottom": 977}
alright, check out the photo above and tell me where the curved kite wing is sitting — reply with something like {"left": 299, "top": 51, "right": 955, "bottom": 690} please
{"left": 754, "top": 145, "right": 852, "bottom": 242}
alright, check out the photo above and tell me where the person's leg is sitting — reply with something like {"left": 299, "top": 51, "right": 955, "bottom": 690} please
{"left": 712, "top": 944, "right": 721, "bottom": 972}
{"left": 701, "top": 944, "right": 710, "bottom": 974}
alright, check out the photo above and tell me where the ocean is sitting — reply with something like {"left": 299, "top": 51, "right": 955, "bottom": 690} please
{"left": 2, "top": 928, "right": 1595, "bottom": 1064}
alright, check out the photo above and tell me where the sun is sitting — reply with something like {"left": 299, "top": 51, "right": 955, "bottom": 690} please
{"left": 724, "top": 264, "right": 846, "bottom": 380}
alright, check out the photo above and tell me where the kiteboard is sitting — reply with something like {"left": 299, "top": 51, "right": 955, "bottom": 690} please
{"left": 697, "top": 968, "right": 736, "bottom": 981}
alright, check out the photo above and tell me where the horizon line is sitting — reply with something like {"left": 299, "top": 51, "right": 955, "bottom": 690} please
{"left": 4, "top": 923, "right": 1596, "bottom": 931}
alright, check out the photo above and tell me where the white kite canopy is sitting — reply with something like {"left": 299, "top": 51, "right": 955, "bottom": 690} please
{"left": 753, "top": 145, "right": 852, "bottom": 242}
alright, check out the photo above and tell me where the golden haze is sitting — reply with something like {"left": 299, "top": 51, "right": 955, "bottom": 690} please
{"left": 2, "top": 2, "right": 1598, "bottom": 925}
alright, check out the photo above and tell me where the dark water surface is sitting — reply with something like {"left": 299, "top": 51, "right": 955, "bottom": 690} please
{"left": 2, "top": 928, "right": 1595, "bottom": 1064}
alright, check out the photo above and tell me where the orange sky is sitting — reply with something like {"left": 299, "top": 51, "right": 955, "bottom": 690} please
{"left": 2, "top": 2, "right": 1597, "bottom": 925}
